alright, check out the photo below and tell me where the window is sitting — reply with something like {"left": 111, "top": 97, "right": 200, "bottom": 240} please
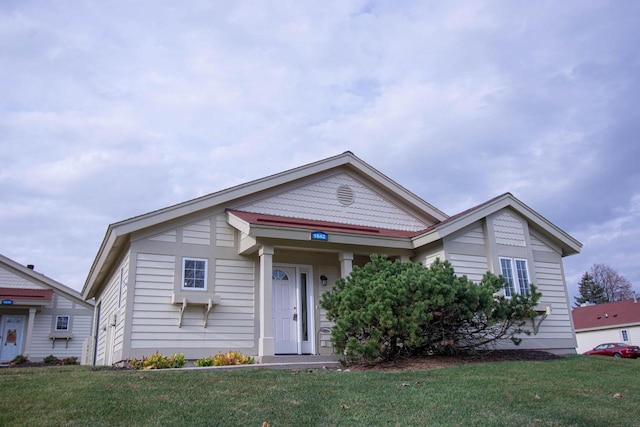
{"left": 182, "top": 258, "right": 208, "bottom": 290}
{"left": 500, "top": 257, "right": 531, "bottom": 297}
{"left": 272, "top": 269, "right": 289, "bottom": 280}
{"left": 117, "top": 267, "right": 123, "bottom": 308}
{"left": 621, "top": 329, "right": 629, "bottom": 342}
{"left": 55, "top": 315, "right": 70, "bottom": 331}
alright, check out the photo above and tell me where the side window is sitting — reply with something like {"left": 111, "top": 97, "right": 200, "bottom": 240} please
{"left": 117, "top": 267, "right": 123, "bottom": 309}
{"left": 182, "top": 258, "right": 208, "bottom": 290}
{"left": 55, "top": 315, "right": 70, "bottom": 331}
{"left": 621, "top": 330, "right": 629, "bottom": 342}
{"left": 500, "top": 257, "right": 531, "bottom": 297}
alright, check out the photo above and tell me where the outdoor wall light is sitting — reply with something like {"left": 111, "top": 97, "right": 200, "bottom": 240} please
{"left": 320, "top": 275, "right": 328, "bottom": 286}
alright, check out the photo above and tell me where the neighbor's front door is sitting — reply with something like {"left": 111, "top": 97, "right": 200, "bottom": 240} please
{"left": 272, "top": 267, "right": 298, "bottom": 354}
{"left": 0, "top": 315, "right": 25, "bottom": 362}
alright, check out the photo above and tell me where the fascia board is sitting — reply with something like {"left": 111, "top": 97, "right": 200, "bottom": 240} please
{"left": 411, "top": 230, "right": 442, "bottom": 248}
{"left": 82, "top": 228, "right": 118, "bottom": 300}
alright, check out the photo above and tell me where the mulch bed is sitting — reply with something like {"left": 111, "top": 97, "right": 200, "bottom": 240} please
{"left": 346, "top": 350, "right": 565, "bottom": 371}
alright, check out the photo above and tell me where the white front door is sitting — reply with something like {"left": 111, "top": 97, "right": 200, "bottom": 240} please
{"left": 0, "top": 315, "right": 25, "bottom": 362}
{"left": 273, "top": 267, "right": 298, "bottom": 354}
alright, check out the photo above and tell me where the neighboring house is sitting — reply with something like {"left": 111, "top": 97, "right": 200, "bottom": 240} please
{"left": 0, "top": 254, "right": 94, "bottom": 363}
{"left": 572, "top": 298, "right": 640, "bottom": 354}
{"left": 82, "top": 152, "right": 582, "bottom": 365}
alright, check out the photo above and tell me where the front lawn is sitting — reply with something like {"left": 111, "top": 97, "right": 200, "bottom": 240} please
{"left": 0, "top": 355, "right": 637, "bottom": 426}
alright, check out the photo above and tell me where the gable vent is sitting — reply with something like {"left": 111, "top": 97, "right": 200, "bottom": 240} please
{"left": 337, "top": 185, "right": 355, "bottom": 206}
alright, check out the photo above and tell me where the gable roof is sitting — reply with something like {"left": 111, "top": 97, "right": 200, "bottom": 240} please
{"left": 0, "top": 253, "right": 92, "bottom": 307}
{"left": 412, "top": 192, "right": 582, "bottom": 256}
{"left": 572, "top": 299, "right": 640, "bottom": 331}
{"left": 83, "top": 152, "right": 448, "bottom": 299}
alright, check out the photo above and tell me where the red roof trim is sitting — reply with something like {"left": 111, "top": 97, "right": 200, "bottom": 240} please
{"left": 0, "top": 287, "right": 53, "bottom": 300}
{"left": 228, "top": 210, "right": 420, "bottom": 238}
{"left": 572, "top": 299, "right": 640, "bottom": 330}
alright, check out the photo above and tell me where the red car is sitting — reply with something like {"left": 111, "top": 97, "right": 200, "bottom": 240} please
{"left": 584, "top": 343, "right": 640, "bottom": 358}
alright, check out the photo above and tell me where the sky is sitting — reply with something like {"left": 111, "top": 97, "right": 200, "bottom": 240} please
{"left": 1, "top": 1, "right": 639, "bottom": 300}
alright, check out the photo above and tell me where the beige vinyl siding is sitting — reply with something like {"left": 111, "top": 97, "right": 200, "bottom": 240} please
{"left": 22, "top": 288, "right": 93, "bottom": 361}
{"left": 414, "top": 244, "right": 445, "bottom": 268}
{"left": 28, "top": 307, "right": 93, "bottom": 360}
{"left": 130, "top": 255, "right": 255, "bottom": 352}
{"left": 182, "top": 220, "right": 211, "bottom": 245}
{"left": 448, "top": 253, "right": 489, "bottom": 283}
{"left": 216, "top": 214, "right": 235, "bottom": 247}
{"left": 442, "top": 224, "right": 488, "bottom": 282}
{"left": 149, "top": 230, "right": 177, "bottom": 243}
{"left": 239, "top": 173, "right": 429, "bottom": 231}
{"left": 94, "top": 253, "right": 130, "bottom": 365}
{"left": 451, "top": 224, "right": 485, "bottom": 245}
{"left": 529, "top": 260, "right": 574, "bottom": 340}
{"left": 530, "top": 231, "right": 557, "bottom": 253}
{"left": 0, "top": 266, "right": 41, "bottom": 289}
{"left": 55, "top": 294, "right": 73, "bottom": 309}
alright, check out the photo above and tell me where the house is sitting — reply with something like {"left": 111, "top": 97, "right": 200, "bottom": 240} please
{"left": 0, "top": 254, "right": 94, "bottom": 364}
{"left": 572, "top": 298, "right": 640, "bottom": 354}
{"left": 82, "top": 152, "right": 582, "bottom": 365}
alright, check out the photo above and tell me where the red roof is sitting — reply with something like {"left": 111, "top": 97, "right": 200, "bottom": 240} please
{"left": 572, "top": 299, "right": 640, "bottom": 330}
{"left": 228, "top": 210, "right": 422, "bottom": 238}
{"left": 0, "top": 287, "right": 53, "bottom": 301}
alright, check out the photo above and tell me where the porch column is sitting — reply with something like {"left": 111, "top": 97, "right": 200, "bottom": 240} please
{"left": 258, "top": 245, "right": 274, "bottom": 357}
{"left": 400, "top": 255, "right": 411, "bottom": 263}
{"left": 339, "top": 251, "right": 354, "bottom": 279}
{"left": 23, "top": 307, "right": 36, "bottom": 358}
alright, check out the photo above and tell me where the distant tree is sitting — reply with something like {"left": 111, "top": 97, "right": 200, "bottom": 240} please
{"left": 589, "top": 263, "right": 633, "bottom": 302}
{"left": 574, "top": 272, "right": 607, "bottom": 307}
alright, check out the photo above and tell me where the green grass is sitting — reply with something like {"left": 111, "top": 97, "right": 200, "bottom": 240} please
{"left": 1, "top": 356, "right": 638, "bottom": 426}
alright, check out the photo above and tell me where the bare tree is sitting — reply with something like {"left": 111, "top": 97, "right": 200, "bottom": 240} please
{"left": 589, "top": 263, "right": 633, "bottom": 302}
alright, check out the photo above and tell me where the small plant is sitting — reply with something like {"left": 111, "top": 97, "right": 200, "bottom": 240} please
{"left": 195, "top": 356, "right": 215, "bottom": 367}
{"left": 61, "top": 356, "right": 78, "bottom": 365}
{"left": 169, "top": 352, "right": 186, "bottom": 368}
{"left": 128, "top": 352, "right": 186, "bottom": 369}
{"left": 10, "top": 355, "right": 28, "bottom": 365}
{"left": 43, "top": 354, "right": 60, "bottom": 365}
{"left": 213, "top": 351, "right": 255, "bottom": 366}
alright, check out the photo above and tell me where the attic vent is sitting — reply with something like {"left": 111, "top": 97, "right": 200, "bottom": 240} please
{"left": 337, "top": 185, "right": 355, "bottom": 206}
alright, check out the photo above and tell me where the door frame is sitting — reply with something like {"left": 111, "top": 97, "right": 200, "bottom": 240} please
{"left": 0, "top": 314, "right": 26, "bottom": 362}
{"left": 273, "top": 264, "right": 316, "bottom": 355}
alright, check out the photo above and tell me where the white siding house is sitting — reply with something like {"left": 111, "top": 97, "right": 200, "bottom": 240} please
{"left": 0, "top": 254, "right": 94, "bottom": 363}
{"left": 83, "top": 152, "right": 582, "bottom": 365}
{"left": 572, "top": 298, "right": 640, "bottom": 354}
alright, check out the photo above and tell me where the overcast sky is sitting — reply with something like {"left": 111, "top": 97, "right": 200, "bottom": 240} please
{"left": 1, "top": 1, "right": 638, "bottom": 300}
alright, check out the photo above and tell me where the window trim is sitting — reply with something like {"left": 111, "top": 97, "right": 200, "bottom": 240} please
{"left": 55, "top": 315, "right": 70, "bottom": 331}
{"left": 499, "top": 257, "right": 531, "bottom": 297}
{"left": 181, "top": 257, "right": 208, "bottom": 291}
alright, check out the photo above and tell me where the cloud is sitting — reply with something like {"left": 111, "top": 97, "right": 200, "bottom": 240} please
{"left": 0, "top": 0, "right": 638, "bottom": 295}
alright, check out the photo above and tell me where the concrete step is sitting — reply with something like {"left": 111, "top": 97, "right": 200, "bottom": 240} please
{"left": 260, "top": 355, "right": 341, "bottom": 364}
